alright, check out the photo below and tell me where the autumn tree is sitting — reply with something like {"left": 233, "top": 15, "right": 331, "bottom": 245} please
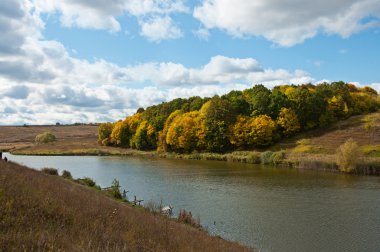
{"left": 98, "top": 122, "right": 114, "bottom": 146}
{"left": 247, "top": 115, "right": 277, "bottom": 146}
{"left": 158, "top": 110, "right": 183, "bottom": 152}
{"left": 230, "top": 115, "right": 277, "bottom": 147}
{"left": 110, "top": 120, "right": 130, "bottom": 147}
{"left": 327, "top": 95, "right": 348, "bottom": 119}
{"left": 277, "top": 108, "right": 300, "bottom": 137}
{"left": 229, "top": 116, "right": 249, "bottom": 148}
{"left": 166, "top": 111, "right": 203, "bottom": 152}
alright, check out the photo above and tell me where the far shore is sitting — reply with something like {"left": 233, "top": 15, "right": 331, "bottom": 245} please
{"left": 1, "top": 112, "right": 380, "bottom": 176}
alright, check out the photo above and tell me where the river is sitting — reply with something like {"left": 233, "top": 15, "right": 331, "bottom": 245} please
{"left": 4, "top": 153, "right": 380, "bottom": 252}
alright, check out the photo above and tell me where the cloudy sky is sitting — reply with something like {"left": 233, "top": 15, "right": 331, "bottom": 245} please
{"left": 0, "top": 0, "right": 379, "bottom": 125}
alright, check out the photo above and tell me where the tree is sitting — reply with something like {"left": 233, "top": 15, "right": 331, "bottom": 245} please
{"left": 157, "top": 110, "right": 183, "bottom": 152}
{"left": 110, "top": 120, "right": 130, "bottom": 147}
{"left": 277, "top": 108, "right": 300, "bottom": 137}
{"left": 166, "top": 111, "right": 203, "bottom": 152}
{"left": 268, "top": 88, "right": 291, "bottom": 118}
{"left": 98, "top": 122, "right": 113, "bottom": 145}
{"left": 336, "top": 139, "right": 359, "bottom": 173}
{"left": 230, "top": 115, "right": 277, "bottom": 147}
{"left": 229, "top": 116, "right": 249, "bottom": 148}
{"left": 222, "top": 90, "right": 250, "bottom": 116}
{"left": 110, "top": 179, "right": 122, "bottom": 199}
{"left": 199, "top": 97, "right": 234, "bottom": 152}
{"left": 130, "top": 121, "right": 156, "bottom": 150}
{"left": 327, "top": 95, "right": 347, "bottom": 119}
{"left": 243, "top": 84, "right": 271, "bottom": 116}
{"left": 247, "top": 115, "right": 277, "bottom": 146}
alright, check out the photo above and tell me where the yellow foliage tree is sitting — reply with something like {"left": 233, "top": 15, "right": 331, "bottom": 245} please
{"left": 157, "top": 110, "right": 182, "bottom": 152}
{"left": 230, "top": 115, "right": 277, "bottom": 147}
{"left": 247, "top": 115, "right": 277, "bottom": 146}
{"left": 110, "top": 120, "right": 129, "bottom": 146}
{"left": 166, "top": 111, "right": 203, "bottom": 152}
{"left": 277, "top": 108, "right": 300, "bottom": 137}
{"left": 109, "top": 113, "right": 143, "bottom": 147}
{"left": 229, "top": 116, "right": 249, "bottom": 148}
{"left": 328, "top": 95, "right": 347, "bottom": 118}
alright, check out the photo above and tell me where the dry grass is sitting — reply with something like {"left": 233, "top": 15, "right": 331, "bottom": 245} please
{"left": 0, "top": 161, "right": 252, "bottom": 251}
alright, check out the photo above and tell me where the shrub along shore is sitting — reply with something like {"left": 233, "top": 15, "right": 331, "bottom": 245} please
{"left": 9, "top": 145, "right": 380, "bottom": 176}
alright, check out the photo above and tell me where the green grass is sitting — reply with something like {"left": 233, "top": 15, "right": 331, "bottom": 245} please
{"left": 361, "top": 145, "right": 380, "bottom": 157}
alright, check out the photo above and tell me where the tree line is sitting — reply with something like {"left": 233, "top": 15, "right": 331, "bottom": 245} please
{"left": 98, "top": 82, "right": 379, "bottom": 153}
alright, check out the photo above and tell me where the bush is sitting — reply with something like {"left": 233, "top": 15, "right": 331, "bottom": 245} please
{"left": 246, "top": 152, "right": 261, "bottom": 164}
{"left": 336, "top": 139, "right": 360, "bottom": 173}
{"left": 260, "top": 151, "right": 274, "bottom": 165}
{"left": 61, "top": 170, "right": 72, "bottom": 179}
{"left": 35, "top": 132, "right": 56, "bottom": 144}
{"left": 41, "top": 167, "right": 58, "bottom": 176}
{"left": 110, "top": 179, "right": 122, "bottom": 199}
{"left": 76, "top": 177, "right": 100, "bottom": 190}
{"left": 271, "top": 151, "right": 286, "bottom": 165}
{"left": 178, "top": 209, "right": 201, "bottom": 228}
{"left": 296, "top": 138, "right": 312, "bottom": 146}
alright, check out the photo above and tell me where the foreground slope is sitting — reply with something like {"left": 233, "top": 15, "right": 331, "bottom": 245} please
{"left": 0, "top": 161, "right": 251, "bottom": 251}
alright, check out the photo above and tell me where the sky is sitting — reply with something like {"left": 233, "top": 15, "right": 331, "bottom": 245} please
{"left": 0, "top": 0, "right": 380, "bottom": 125}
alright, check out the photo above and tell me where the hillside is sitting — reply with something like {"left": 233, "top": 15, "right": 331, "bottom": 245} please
{"left": 0, "top": 161, "right": 251, "bottom": 251}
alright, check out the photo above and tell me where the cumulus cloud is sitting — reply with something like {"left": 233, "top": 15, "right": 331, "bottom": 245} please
{"left": 34, "top": 0, "right": 188, "bottom": 41}
{"left": 140, "top": 15, "right": 183, "bottom": 42}
{"left": 193, "top": 0, "right": 380, "bottom": 46}
{"left": 0, "top": 0, "right": 324, "bottom": 125}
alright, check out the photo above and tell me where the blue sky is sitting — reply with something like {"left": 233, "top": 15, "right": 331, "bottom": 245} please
{"left": 0, "top": 0, "right": 380, "bottom": 124}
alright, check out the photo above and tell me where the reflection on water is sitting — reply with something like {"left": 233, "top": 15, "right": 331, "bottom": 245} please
{"left": 5, "top": 153, "right": 380, "bottom": 252}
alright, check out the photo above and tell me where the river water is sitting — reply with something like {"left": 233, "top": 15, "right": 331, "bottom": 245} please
{"left": 4, "top": 153, "right": 380, "bottom": 252}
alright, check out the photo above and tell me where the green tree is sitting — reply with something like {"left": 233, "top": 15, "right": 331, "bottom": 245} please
{"left": 110, "top": 179, "right": 122, "bottom": 199}
{"left": 130, "top": 121, "right": 156, "bottom": 150}
{"left": 199, "top": 97, "right": 234, "bottom": 152}
{"left": 243, "top": 84, "right": 271, "bottom": 116}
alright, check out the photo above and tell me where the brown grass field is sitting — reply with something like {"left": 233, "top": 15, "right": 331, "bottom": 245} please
{"left": 0, "top": 161, "right": 252, "bottom": 251}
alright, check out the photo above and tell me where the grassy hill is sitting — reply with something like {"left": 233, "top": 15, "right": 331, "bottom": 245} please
{"left": 0, "top": 161, "right": 251, "bottom": 251}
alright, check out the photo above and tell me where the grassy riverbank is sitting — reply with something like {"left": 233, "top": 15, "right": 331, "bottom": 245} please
{"left": 2, "top": 112, "right": 380, "bottom": 175}
{"left": 0, "top": 161, "right": 251, "bottom": 251}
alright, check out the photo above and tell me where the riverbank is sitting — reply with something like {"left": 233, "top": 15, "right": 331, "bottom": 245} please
{"left": 0, "top": 160, "right": 251, "bottom": 251}
{"left": 2, "top": 112, "right": 380, "bottom": 175}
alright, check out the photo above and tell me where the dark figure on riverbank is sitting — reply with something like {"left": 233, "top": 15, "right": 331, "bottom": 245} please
{"left": 3, "top": 157, "right": 7, "bottom": 162}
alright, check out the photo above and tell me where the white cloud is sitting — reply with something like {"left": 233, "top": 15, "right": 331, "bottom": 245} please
{"left": 34, "top": 0, "right": 188, "bottom": 41}
{"left": 124, "top": 0, "right": 188, "bottom": 16}
{"left": 0, "top": 0, "right": 316, "bottom": 125}
{"left": 140, "top": 16, "right": 183, "bottom": 42}
{"left": 193, "top": 0, "right": 380, "bottom": 46}
{"left": 193, "top": 28, "right": 210, "bottom": 40}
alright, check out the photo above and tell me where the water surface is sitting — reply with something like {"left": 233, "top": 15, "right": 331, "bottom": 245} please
{"left": 5, "top": 153, "right": 380, "bottom": 252}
